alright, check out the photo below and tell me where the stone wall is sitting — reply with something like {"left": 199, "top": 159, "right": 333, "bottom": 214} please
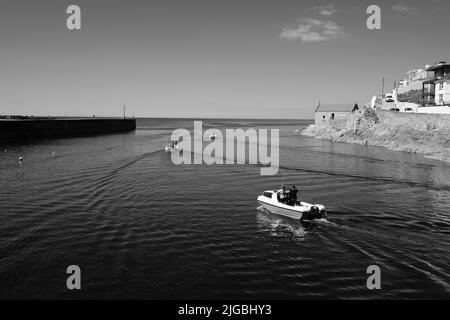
{"left": 0, "top": 118, "right": 137, "bottom": 143}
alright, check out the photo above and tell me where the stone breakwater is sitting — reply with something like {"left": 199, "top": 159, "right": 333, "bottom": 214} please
{"left": 301, "top": 109, "right": 450, "bottom": 163}
{"left": 0, "top": 118, "right": 136, "bottom": 143}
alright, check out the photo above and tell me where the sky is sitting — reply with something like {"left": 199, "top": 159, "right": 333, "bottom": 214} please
{"left": 0, "top": 0, "right": 449, "bottom": 119}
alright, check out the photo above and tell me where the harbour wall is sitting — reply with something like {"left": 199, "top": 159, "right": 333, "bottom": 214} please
{"left": 0, "top": 118, "right": 136, "bottom": 143}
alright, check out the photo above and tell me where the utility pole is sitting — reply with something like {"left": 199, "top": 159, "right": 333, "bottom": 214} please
{"left": 381, "top": 77, "right": 385, "bottom": 97}
{"left": 315, "top": 100, "right": 321, "bottom": 112}
{"left": 123, "top": 104, "right": 126, "bottom": 119}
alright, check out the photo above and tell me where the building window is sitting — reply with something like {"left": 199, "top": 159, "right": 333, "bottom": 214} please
{"left": 439, "top": 83, "right": 444, "bottom": 90}
{"left": 439, "top": 94, "right": 444, "bottom": 103}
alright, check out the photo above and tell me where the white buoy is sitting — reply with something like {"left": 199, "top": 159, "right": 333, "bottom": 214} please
{"left": 19, "top": 156, "right": 23, "bottom": 162}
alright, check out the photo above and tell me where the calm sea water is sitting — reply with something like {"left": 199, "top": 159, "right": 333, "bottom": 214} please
{"left": 0, "top": 118, "right": 449, "bottom": 299}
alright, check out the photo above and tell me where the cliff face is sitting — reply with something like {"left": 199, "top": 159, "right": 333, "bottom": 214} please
{"left": 301, "top": 110, "right": 450, "bottom": 163}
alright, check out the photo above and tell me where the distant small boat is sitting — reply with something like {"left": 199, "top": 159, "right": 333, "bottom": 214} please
{"left": 257, "top": 188, "right": 326, "bottom": 220}
{"left": 165, "top": 140, "right": 182, "bottom": 152}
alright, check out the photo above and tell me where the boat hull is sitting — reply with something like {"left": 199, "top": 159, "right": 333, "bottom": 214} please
{"left": 257, "top": 197, "right": 326, "bottom": 221}
{"left": 258, "top": 201, "right": 304, "bottom": 219}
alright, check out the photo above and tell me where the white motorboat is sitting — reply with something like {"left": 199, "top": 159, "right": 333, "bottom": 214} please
{"left": 257, "top": 188, "right": 326, "bottom": 220}
{"left": 165, "top": 140, "right": 182, "bottom": 152}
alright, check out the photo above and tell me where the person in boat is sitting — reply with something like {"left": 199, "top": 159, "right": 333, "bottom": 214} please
{"left": 291, "top": 185, "right": 299, "bottom": 204}
{"left": 279, "top": 185, "right": 287, "bottom": 203}
{"left": 285, "top": 187, "right": 294, "bottom": 206}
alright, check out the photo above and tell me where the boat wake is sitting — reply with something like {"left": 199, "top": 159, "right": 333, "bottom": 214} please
{"left": 256, "top": 206, "right": 329, "bottom": 241}
{"left": 256, "top": 212, "right": 306, "bottom": 240}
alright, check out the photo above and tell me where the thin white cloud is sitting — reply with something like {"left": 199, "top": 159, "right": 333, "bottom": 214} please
{"left": 311, "top": 4, "right": 337, "bottom": 16}
{"left": 280, "top": 18, "right": 347, "bottom": 42}
{"left": 392, "top": 4, "right": 414, "bottom": 12}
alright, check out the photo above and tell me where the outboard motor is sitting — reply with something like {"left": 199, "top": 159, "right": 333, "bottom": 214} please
{"left": 310, "top": 206, "right": 320, "bottom": 217}
{"left": 301, "top": 206, "right": 321, "bottom": 220}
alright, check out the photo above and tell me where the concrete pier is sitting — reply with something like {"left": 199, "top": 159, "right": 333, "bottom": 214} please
{"left": 0, "top": 118, "right": 136, "bottom": 143}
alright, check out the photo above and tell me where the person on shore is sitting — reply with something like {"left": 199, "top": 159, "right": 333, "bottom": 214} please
{"left": 352, "top": 103, "right": 359, "bottom": 113}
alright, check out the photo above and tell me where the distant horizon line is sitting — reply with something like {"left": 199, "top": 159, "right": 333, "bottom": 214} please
{"left": 1, "top": 115, "right": 314, "bottom": 121}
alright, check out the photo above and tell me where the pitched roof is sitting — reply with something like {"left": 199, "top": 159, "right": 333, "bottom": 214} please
{"left": 315, "top": 104, "right": 354, "bottom": 113}
{"left": 426, "top": 63, "right": 450, "bottom": 71}
{"left": 435, "top": 74, "right": 450, "bottom": 83}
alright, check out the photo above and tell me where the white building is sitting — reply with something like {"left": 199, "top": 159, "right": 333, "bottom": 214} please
{"left": 422, "top": 62, "right": 450, "bottom": 106}
{"left": 397, "top": 66, "right": 434, "bottom": 95}
{"left": 434, "top": 75, "right": 450, "bottom": 105}
{"left": 405, "top": 68, "right": 429, "bottom": 82}
{"left": 314, "top": 104, "right": 354, "bottom": 126}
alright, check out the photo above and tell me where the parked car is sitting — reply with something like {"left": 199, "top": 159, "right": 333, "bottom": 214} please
{"left": 385, "top": 94, "right": 395, "bottom": 103}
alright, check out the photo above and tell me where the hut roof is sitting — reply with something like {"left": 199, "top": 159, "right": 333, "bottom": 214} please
{"left": 315, "top": 104, "right": 354, "bottom": 113}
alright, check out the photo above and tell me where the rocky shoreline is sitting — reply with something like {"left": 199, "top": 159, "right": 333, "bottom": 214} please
{"left": 301, "top": 109, "right": 450, "bottom": 163}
